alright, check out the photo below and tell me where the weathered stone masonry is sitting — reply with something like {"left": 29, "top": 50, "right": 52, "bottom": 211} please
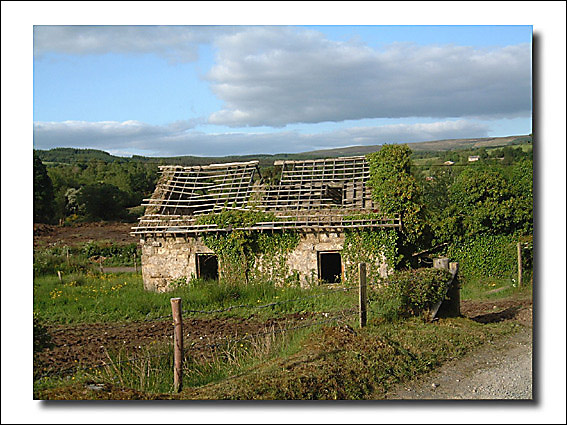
{"left": 139, "top": 231, "right": 390, "bottom": 292}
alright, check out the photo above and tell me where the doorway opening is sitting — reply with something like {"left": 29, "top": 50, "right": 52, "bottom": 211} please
{"left": 318, "top": 251, "right": 343, "bottom": 284}
{"left": 196, "top": 254, "right": 219, "bottom": 281}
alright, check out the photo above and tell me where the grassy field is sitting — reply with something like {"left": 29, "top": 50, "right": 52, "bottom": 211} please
{"left": 33, "top": 242, "right": 532, "bottom": 400}
{"left": 35, "top": 308, "right": 521, "bottom": 399}
{"left": 33, "top": 272, "right": 358, "bottom": 324}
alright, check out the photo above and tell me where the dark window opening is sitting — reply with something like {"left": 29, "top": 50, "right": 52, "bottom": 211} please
{"left": 318, "top": 252, "right": 342, "bottom": 284}
{"left": 196, "top": 254, "right": 219, "bottom": 281}
{"left": 324, "top": 183, "right": 344, "bottom": 205}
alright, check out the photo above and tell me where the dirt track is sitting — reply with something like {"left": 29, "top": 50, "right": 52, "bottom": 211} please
{"left": 385, "top": 297, "right": 533, "bottom": 400}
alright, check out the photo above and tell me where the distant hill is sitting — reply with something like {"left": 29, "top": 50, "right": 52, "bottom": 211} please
{"left": 35, "top": 134, "right": 531, "bottom": 165}
{"left": 299, "top": 135, "right": 532, "bottom": 158}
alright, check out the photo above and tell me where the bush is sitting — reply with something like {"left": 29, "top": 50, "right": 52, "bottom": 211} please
{"left": 370, "top": 268, "right": 452, "bottom": 321}
{"left": 81, "top": 241, "right": 138, "bottom": 259}
{"left": 33, "top": 242, "right": 140, "bottom": 276}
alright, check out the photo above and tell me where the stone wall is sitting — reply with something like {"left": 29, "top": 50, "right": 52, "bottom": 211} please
{"left": 140, "top": 236, "right": 213, "bottom": 292}
{"left": 140, "top": 232, "right": 391, "bottom": 291}
{"left": 286, "top": 232, "right": 343, "bottom": 287}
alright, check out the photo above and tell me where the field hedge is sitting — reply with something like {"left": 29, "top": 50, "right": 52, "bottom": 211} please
{"left": 446, "top": 235, "right": 518, "bottom": 282}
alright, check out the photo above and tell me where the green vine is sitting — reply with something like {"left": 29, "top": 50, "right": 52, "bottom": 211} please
{"left": 194, "top": 210, "right": 299, "bottom": 285}
{"left": 342, "top": 213, "right": 399, "bottom": 284}
{"left": 446, "top": 234, "right": 519, "bottom": 282}
{"left": 253, "top": 231, "right": 301, "bottom": 285}
{"left": 366, "top": 145, "right": 427, "bottom": 264}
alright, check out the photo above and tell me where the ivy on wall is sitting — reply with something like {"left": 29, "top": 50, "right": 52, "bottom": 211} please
{"left": 253, "top": 231, "right": 301, "bottom": 285}
{"left": 446, "top": 234, "right": 519, "bottom": 282}
{"left": 194, "top": 210, "right": 299, "bottom": 285}
{"left": 342, "top": 223, "right": 399, "bottom": 285}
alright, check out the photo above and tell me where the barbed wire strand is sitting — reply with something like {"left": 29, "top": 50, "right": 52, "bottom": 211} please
{"left": 39, "top": 274, "right": 454, "bottom": 378}
{"left": 36, "top": 309, "right": 359, "bottom": 380}
{"left": 47, "top": 285, "right": 360, "bottom": 337}
{"left": 182, "top": 285, "right": 359, "bottom": 316}
{"left": 45, "top": 274, "right": 448, "bottom": 339}
{"left": 187, "top": 308, "right": 359, "bottom": 352}
{"left": 47, "top": 312, "right": 175, "bottom": 336}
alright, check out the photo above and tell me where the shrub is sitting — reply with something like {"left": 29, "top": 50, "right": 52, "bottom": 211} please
{"left": 370, "top": 268, "right": 452, "bottom": 320}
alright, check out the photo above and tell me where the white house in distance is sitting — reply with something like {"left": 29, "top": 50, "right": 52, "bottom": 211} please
{"left": 468, "top": 155, "right": 480, "bottom": 162}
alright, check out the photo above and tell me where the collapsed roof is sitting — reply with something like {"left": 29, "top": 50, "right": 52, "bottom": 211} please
{"left": 131, "top": 156, "right": 401, "bottom": 236}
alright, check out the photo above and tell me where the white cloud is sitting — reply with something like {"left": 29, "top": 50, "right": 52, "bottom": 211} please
{"left": 33, "top": 119, "right": 490, "bottom": 157}
{"left": 207, "top": 27, "right": 532, "bottom": 127}
{"left": 33, "top": 119, "right": 199, "bottom": 152}
{"left": 33, "top": 25, "right": 239, "bottom": 63}
{"left": 33, "top": 26, "right": 532, "bottom": 129}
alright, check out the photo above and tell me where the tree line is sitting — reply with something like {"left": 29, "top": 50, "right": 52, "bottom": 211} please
{"left": 34, "top": 143, "right": 533, "bottom": 248}
{"left": 34, "top": 151, "right": 159, "bottom": 223}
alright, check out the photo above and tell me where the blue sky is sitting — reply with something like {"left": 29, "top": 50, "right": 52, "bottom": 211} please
{"left": 33, "top": 25, "right": 533, "bottom": 157}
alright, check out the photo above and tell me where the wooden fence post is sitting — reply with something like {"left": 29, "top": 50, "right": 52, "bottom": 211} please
{"left": 517, "top": 242, "right": 523, "bottom": 287}
{"left": 133, "top": 253, "right": 137, "bottom": 274}
{"left": 359, "top": 263, "right": 367, "bottom": 328}
{"left": 170, "top": 297, "right": 183, "bottom": 393}
{"left": 57, "top": 270, "right": 63, "bottom": 283}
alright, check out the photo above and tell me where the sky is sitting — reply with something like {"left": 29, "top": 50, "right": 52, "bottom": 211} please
{"left": 32, "top": 24, "right": 533, "bottom": 157}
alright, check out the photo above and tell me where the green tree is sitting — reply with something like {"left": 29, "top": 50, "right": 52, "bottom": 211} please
{"left": 435, "top": 164, "right": 532, "bottom": 242}
{"left": 76, "top": 183, "right": 127, "bottom": 221}
{"left": 33, "top": 152, "right": 56, "bottom": 223}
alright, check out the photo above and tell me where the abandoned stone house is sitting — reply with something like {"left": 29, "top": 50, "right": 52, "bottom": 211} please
{"left": 131, "top": 156, "right": 401, "bottom": 292}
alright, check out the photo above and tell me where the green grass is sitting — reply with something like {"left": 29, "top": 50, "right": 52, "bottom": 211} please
{"left": 177, "top": 315, "right": 519, "bottom": 400}
{"left": 33, "top": 272, "right": 358, "bottom": 324}
{"left": 35, "top": 314, "right": 522, "bottom": 399}
{"left": 459, "top": 275, "right": 532, "bottom": 301}
{"left": 33, "top": 245, "right": 140, "bottom": 276}
{"left": 34, "top": 319, "right": 328, "bottom": 398}
{"left": 33, "top": 260, "right": 532, "bottom": 400}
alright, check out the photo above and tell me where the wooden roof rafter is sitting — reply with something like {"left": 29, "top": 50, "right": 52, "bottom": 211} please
{"left": 146, "top": 161, "right": 260, "bottom": 216}
{"left": 132, "top": 156, "right": 402, "bottom": 236}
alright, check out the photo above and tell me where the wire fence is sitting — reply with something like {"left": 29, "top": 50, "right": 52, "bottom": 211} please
{"left": 36, "top": 282, "right": 364, "bottom": 381}
{"left": 35, "top": 266, "right": 458, "bottom": 391}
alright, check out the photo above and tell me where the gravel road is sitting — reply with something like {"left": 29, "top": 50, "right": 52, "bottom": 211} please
{"left": 385, "top": 304, "right": 533, "bottom": 400}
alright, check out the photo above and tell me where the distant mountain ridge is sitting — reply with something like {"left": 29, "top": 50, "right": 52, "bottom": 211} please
{"left": 36, "top": 134, "right": 531, "bottom": 165}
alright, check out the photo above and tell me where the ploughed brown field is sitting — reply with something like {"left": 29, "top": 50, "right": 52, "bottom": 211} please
{"left": 34, "top": 222, "right": 137, "bottom": 248}
{"left": 36, "top": 298, "right": 532, "bottom": 377}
